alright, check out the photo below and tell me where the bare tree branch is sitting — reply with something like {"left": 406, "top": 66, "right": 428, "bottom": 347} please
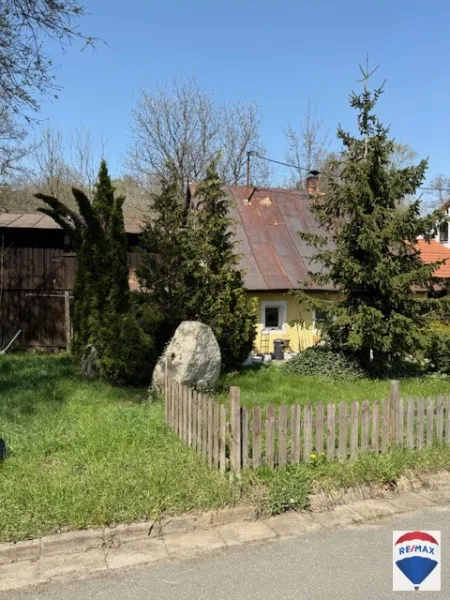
{"left": 284, "top": 99, "right": 331, "bottom": 188}
{"left": 128, "top": 76, "right": 268, "bottom": 190}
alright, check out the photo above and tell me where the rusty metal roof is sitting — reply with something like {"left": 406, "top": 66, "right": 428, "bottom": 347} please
{"left": 0, "top": 213, "right": 144, "bottom": 235}
{"left": 226, "top": 186, "right": 333, "bottom": 291}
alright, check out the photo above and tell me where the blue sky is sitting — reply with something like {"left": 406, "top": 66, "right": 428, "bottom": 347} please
{"left": 40, "top": 0, "right": 450, "bottom": 185}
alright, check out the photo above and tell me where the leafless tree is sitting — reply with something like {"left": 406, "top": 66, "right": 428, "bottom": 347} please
{"left": 218, "top": 101, "right": 270, "bottom": 185}
{"left": 0, "top": 0, "right": 96, "bottom": 122}
{"left": 69, "top": 126, "right": 105, "bottom": 193}
{"left": 284, "top": 100, "right": 331, "bottom": 189}
{"left": 0, "top": 107, "right": 30, "bottom": 182}
{"left": 128, "top": 76, "right": 268, "bottom": 190}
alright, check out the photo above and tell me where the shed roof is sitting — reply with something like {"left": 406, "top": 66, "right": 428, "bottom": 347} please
{"left": 0, "top": 213, "right": 144, "bottom": 235}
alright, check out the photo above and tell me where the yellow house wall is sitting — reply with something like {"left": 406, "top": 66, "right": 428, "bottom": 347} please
{"left": 249, "top": 291, "right": 334, "bottom": 354}
{"left": 250, "top": 289, "right": 432, "bottom": 354}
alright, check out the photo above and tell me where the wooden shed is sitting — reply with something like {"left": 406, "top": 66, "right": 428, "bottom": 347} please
{"left": 0, "top": 213, "right": 142, "bottom": 351}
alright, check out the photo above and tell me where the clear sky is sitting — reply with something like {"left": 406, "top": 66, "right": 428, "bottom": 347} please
{"left": 41, "top": 0, "right": 450, "bottom": 185}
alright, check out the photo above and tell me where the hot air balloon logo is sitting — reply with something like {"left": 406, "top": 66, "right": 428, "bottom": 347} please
{"left": 393, "top": 530, "right": 441, "bottom": 591}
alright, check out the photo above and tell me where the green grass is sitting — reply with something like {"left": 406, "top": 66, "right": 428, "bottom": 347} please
{"left": 0, "top": 354, "right": 241, "bottom": 542}
{"left": 1, "top": 354, "right": 450, "bottom": 543}
{"left": 220, "top": 365, "right": 450, "bottom": 407}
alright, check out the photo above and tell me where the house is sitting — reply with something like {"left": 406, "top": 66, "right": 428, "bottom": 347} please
{"left": 433, "top": 199, "right": 450, "bottom": 247}
{"left": 2, "top": 177, "right": 447, "bottom": 354}
{"left": 217, "top": 181, "right": 334, "bottom": 353}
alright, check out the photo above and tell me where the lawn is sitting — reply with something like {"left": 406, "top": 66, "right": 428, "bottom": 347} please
{"left": 1, "top": 354, "right": 450, "bottom": 543}
{"left": 0, "top": 354, "right": 241, "bottom": 542}
{"left": 220, "top": 366, "right": 450, "bottom": 407}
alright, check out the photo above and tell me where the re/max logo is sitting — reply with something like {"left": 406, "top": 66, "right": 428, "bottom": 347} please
{"left": 399, "top": 545, "right": 435, "bottom": 555}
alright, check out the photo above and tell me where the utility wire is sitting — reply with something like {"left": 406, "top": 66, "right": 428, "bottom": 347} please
{"left": 250, "top": 151, "right": 450, "bottom": 195}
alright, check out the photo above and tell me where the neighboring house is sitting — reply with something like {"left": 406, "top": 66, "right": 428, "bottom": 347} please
{"left": 434, "top": 199, "right": 450, "bottom": 247}
{"left": 415, "top": 238, "right": 450, "bottom": 299}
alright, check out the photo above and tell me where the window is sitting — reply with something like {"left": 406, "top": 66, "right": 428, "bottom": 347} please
{"left": 261, "top": 301, "right": 287, "bottom": 332}
{"left": 440, "top": 222, "right": 449, "bottom": 244}
{"left": 313, "top": 308, "right": 327, "bottom": 323}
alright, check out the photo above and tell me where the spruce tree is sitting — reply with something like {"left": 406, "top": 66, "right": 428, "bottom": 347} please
{"left": 137, "top": 164, "right": 191, "bottom": 351}
{"left": 301, "top": 66, "right": 445, "bottom": 373}
{"left": 191, "top": 159, "right": 257, "bottom": 369}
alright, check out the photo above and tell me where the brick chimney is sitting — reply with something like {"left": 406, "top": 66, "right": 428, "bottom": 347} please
{"left": 305, "top": 170, "right": 320, "bottom": 195}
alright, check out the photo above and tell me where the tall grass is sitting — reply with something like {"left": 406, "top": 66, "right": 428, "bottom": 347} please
{"left": 220, "top": 366, "right": 450, "bottom": 407}
{"left": 0, "top": 354, "right": 239, "bottom": 542}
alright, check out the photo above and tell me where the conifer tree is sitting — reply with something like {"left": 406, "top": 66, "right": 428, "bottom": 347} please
{"left": 191, "top": 159, "right": 257, "bottom": 369}
{"left": 36, "top": 160, "right": 155, "bottom": 383}
{"left": 138, "top": 159, "right": 256, "bottom": 369}
{"left": 301, "top": 65, "right": 446, "bottom": 372}
{"left": 137, "top": 164, "right": 191, "bottom": 350}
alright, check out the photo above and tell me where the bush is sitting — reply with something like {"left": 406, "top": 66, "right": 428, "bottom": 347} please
{"left": 282, "top": 346, "right": 363, "bottom": 380}
{"left": 424, "top": 329, "right": 450, "bottom": 374}
{"left": 98, "top": 313, "right": 157, "bottom": 386}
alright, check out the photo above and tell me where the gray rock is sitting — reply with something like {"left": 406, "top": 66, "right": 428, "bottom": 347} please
{"left": 152, "top": 321, "right": 221, "bottom": 394}
{"left": 80, "top": 344, "right": 100, "bottom": 379}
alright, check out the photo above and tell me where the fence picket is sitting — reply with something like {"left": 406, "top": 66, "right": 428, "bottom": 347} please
{"left": 417, "top": 397, "right": 424, "bottom": 449}
{"left": 241, "top": 407, "right": 249, "bottom": 469}
{"left": 371, "top": 401, "right": 379, "bottom": 453}
{"left": 327, "top": 403, "right": 336, "bottom": 459}
{"left": 361, "top": 400, "right": 369, "bottom": 451}
{"left": 191, "top": 391, "right": 197, "bottom": 451}
{"left": 447, "top": 397, "right": 450, "bottom": 447}
{"left": 291, "top": 405, "right": 301, "bottom": 463}
{"left": 187, "top": 388, "right": 193, "bottom": 447}
{"left": 338, "top": 402, "right": 348, "bottom": 460}
{"left": 208, "top": 399, "right": 214, "bottom": 466}
{"left": 437, "top": 396, "right": 444, "bottom": 444}
{"left": 303, "top": 404, "right": 313, "bottom": 461}
{"left": 278, "top": 405, "right": 288, "bottom": 466}
{"left": 219, "top": 404, "right": 227, "bottom": 472}
{"left": 201, "top": 394, "right": 208, "bottom": 461}
{"left": 252, "top": 406, "right": 262, "bottom": 468}
{"left": 427, "top": 397, "right": 435, "bottom": 446}
{"left": 266, "top": 405, "right": 275, "bottom": 468}
{"left": 350, "top": 401, "right": 359, "bottom": 459}
{"left": 382, "top": 399, "right": 390, "bottom": 452}
{"left": 230, "top": 387, "right": 241, "bottom": 472}
{"left": 389, "top": 381, "right": 400, "bottom": 445}
{"left": 177, "top": 383, "right": 182, "bottom": 436}
{"left": 213, "top": 400, "right": 220, "bottom": 468}
{"left": 196, "top": 392, "right": 202, "bottom": 452}
{"left": 397, "top": 397, "right": 404, "bottom": 446}
{"left": 315, "top": 404, "right": 324, "bottom": 455}
{"left": 407, "top": 398, "right": 415, "bottom": 449}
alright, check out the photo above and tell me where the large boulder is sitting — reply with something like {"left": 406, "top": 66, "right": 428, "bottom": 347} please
{"left": 152, "top": 321, "right": 221, "bottom": 394}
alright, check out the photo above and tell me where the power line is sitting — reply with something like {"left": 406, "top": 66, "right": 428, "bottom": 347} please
{"left": 250, "top": 151, "right": 450, "bottom": 195}
{"left": 249, "top": 151, "right": 317, "bottom": 174}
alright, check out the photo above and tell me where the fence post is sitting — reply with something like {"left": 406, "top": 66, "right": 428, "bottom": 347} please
{"left": 230, "top": 386, "right": 241, "bottom": 473}
{"left": 389, "top": 380, "right": 400, "bottom": 446}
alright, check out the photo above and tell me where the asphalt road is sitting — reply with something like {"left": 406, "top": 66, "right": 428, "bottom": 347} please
{"left": 4, "top": 506, "right": 450, "bottom": 600}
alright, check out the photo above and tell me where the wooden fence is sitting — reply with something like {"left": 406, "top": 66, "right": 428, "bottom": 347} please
{"left": 164, "top": 378, "right": 450, "bottom": 473}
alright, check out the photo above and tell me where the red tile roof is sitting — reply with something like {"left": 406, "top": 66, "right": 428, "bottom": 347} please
{"left": 416, "top": 238, "right": 450, "bottom": 278}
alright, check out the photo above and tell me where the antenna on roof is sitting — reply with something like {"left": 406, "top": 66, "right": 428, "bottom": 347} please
{"left": 246, "top": 150, "right": 255, "bottom": 190}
